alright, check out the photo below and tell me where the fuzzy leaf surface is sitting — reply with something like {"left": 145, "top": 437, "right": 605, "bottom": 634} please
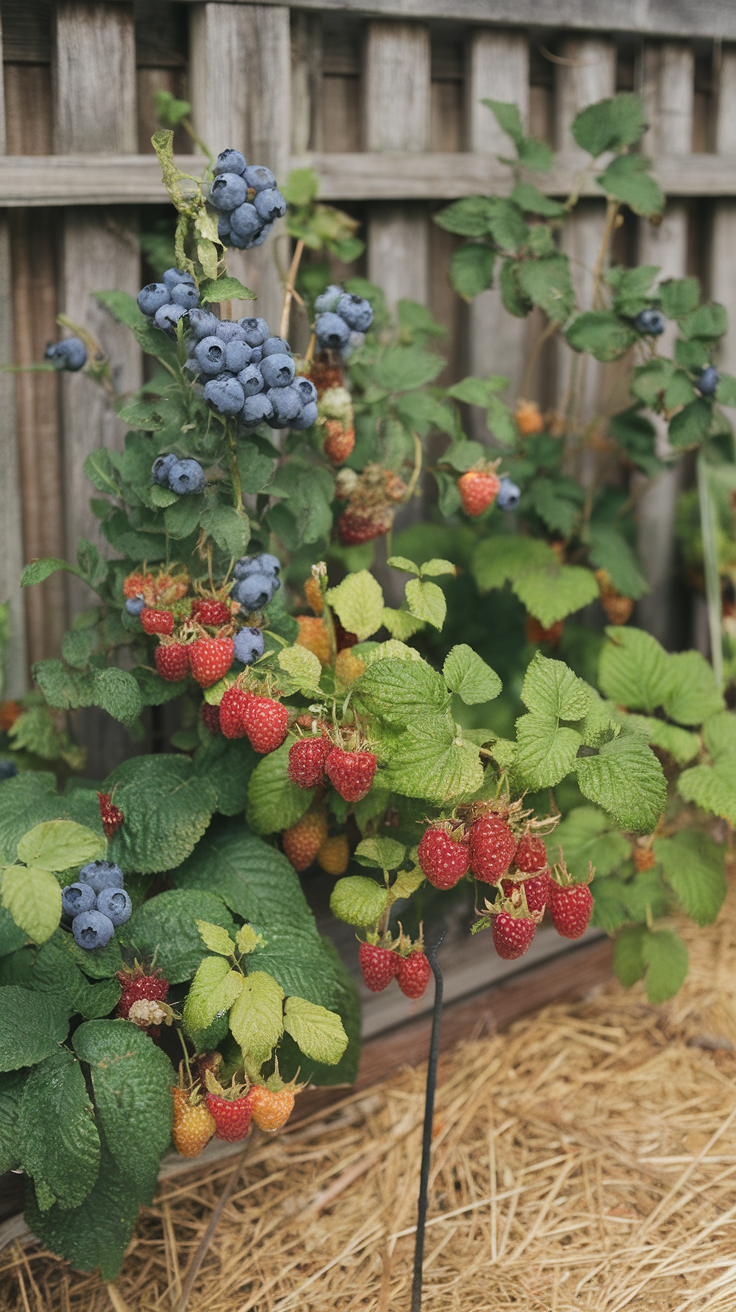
{"left": 17, "top": 1048, "right": 100, "bottom": 1211}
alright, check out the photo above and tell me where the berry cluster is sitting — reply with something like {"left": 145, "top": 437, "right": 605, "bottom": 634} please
{"left": 207, "top": 149, "right": 286, "bottom": 251}
{"left": 171, "top": 1069, "right": 299, "bottom": 1157}
{"left": 44, "top": 337, "right": 87, "bottom": 372}
{"left": 61, "top": 859, "right": 132, "bottom": 950}
{"left": 314, "top": 284, "right": 373, "bottom": 360}
{"left": 136, "top": 266, "right": 200, "bottom": 337}
{"left": 359, "top": 936, "right": 431, "bottom": 999}
{"left": 458, "top": 463, "right": 520, "bottom": 517}
{"left": 288, "top": 734, "right": 377, "bottom": 801}
{"left": 185, "top": 312, "right": 318, "bottom": 430}
{"left": 116, "top": 964, "right": 170, "bottom": 1039}
{"left": 335, "top": 464, "right": 407, "bottom": 545}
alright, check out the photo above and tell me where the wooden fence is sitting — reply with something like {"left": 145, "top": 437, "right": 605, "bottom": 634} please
{"left": 2, "top": 0, "right": 736, "bottom": 744}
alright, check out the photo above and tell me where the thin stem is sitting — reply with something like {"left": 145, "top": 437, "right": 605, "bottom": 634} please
{"left": 518, "top": 318, "right": 558, "bottom": 403}
{"left": 226, "top": 421, "right": 244, "bottom": 515}
{"left": 304, "top": 331, "right": 317, "bottom": 367}
{"left": 403, "top": 431, "right": 424, "bottom": 503}
{"left": 176, "top": 1026, "right": 193, "bottom": 1088}
{"left": 591, "top": 198, "right": 619, "bottom": 310}
{"left": 279, "top": 238, "right": 305, "bottom": 340}
{"left": 697, "top": 448, "right": 724, "bottom": 689}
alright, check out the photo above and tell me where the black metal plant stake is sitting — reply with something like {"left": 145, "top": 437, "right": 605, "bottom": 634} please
{"left": 410, "top": 926, "right": 446, "bottom": 1312}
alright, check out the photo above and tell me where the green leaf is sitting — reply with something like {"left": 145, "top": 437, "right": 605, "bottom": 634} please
{"left": 0, "top": 986, "right": 70, "bottom": 1070}
{"left": 387, "top": 555, "right": 420, "bottom": 575}
{"left": 627, "top": 715, "right": 700, "bottom": 765}
{"left": 668, "top": 399, "right": 713, "bottom": 450}
{"left": 443, "top": 645, "right": 501, "bottom": 704}
{"left": 278, "top": 645, "right": 322, "bottom": 694}
{"left": 659, "top": 277, "right": 701, "bottom": 319}
{"left": 283, "top": 996, "right": 348, "bottom": 1066}
{"left": 372, "top": 346, "right": 445, "bottom": 393}
{"left": 520, "top": 652, "right": 592, "bottom": 720}
{"left": 405, "top": 577, "right": 446, "bottom": 629}
{"left": 486, "top": 394, "right": 518, "bottom": 446}
{"left": 575, "top": 735, "right": 666, "bottom": 833}
{"left": 379, "top": 607, "right": 425, "bottom": 640}
{"left": 641, "top": 928, "right": 688, "bottom": 1003}
{"left": 330, "top": 875, "right": 389, "bottom": 927}
{"left": 449, "top": 244, "right": 496, "bottom": 300}
{"left": 199, "top": 504, "right": 250, "bottom": 558}
{"left": 127, "top": 888, "right": 236, "bottom": 984}
{"left": 353, "top": 836, "right": 406, "bottom": 870}
{"left": 630, "top": 357, "right": 675, "bottom": 408}
{"left": 588, "top": 524, "right": 649, "bottom": 600}
{"left": 383, "top": 713, "right": 484, "bottom": 804}
{"left": 571, "top": 93, "right": 647, "bottom": 156}
{"left": 527, "top": 477, "right": 583, "bottom": 535}
{"left": 609, "top": 406, "right": 662, "bottom": 477}
{"left": 481, "top": 99, "right": 524, "bottom": 146}
{"left": 565, "top": 310, "right": 638, "bottom": 362}
{"left": 326, "top": 570, "right": 385, "bottom": 642}
{"left": 195, "top": 920, "right": 236, "bottom": 957}
{"left": 17, "top": 819, "right": 104, "bottom": 871}
{"left": 597, "top": 155, "right": 664, "bottom": 219}
{"left": 678, "top": 750, "right": 736, "bottom": 826}
{"left": 513, "top": 564, "right": 599, "bottom": 628}
{"left": 515, "top": 715, "right": 581, "bottom": 789}
{"left": 517, "top": 256, "right": 575, "bottom": 324}
{"left": 654, "top": 830, "right": 726, "bottom": 927}
{"left": 93, "top": 289, "right": 144, "bottom": 330}
{"left": 613, "top": 925, "right": 646, "bottom": 988}
{"left": 485, "top": 199, "right": 529, "bottom": 253}
{"left": 199, "top": 275, "right": 255, "bottom": 303}
{"left": 0, "top": 1070, "right": 26, "bottom": 1172}
{"left": 92, "top": 667, "right": 144, "bottom": 728}
{"left": 73, "top": 1020, "right": 173, "bottom": 1200}
{"left": 597, "top": 626, "right": 671, "bottom": 713}
{"left": 228, "top": 969, "right": 284, "bottom": 1069}
{"left": 434, "top": 196, "right": 495, "bottom": 237}
{"left": 183, "top": 957, "right": 243, "bottom": 1038}
{"left": 420, "top": 558, "right": 456, "bottom": 578}
{"left": 105, "top": 755, "right": 218, "bottom": 875}
{"left": 661, "top": 650, "right": 725, "bottom": 725}
{"left": 499, "top": 258, "right": 533, "bottom": 316}
{"left": 679, "top": 302, "right": 728, "bottom": 341}
{"left": 21, "top": 557, "right": 82, "bottom": 588}
{"left": 547, "top": 806, "right": 630, "bottom": 880}
{"left": 17, "top": 1048, "right": 100, "bottom": 1211}
{"left": 1, "top": 865, "right": 62, "bottom": 945}
{"left": 516, "top": 137, "right": 554, "bottom": 172}
{"left": 472, "top": 535, "right": 555, "bottom": 591}
{"left": 354, "top": 656, "right": 447, "bottom": 726}
{"left": 30, "top": 935, "right": 121, "bottom": 1018}
{"left": 247, "top": 742, "right": 314, "bottom": 836}
{"left": 716, "top": 372, "right": 736, "bottom": 406}
{"left": 510, "top": 183, "right": 565, "bottom": 218}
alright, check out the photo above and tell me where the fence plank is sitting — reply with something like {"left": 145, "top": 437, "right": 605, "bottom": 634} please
{"left": 636, "top": 43, "right": 694, "bottom": 648}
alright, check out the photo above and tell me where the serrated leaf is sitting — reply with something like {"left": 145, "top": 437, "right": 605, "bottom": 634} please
{"left": 527, "top": 477, "right": 583, "bottom": 535}
{"left": 0, "top": 1070, "right": 26, "bottom": 1172}
{"left": 17, "top": 820, "right": 104, "bottom": 872}
{"left": 515, "top": 714, "right": 581, "bottom": 789}
{"left": 279, "top": 645, "right": 322, "bottom": 693}
{"left": 641, "top": 928, "right": 688, "bottom": 1003}
{"left": 472, "top": 535, "right": 555, "bottom": 591}
{"left": 575, "top": 735, "right": 666, "bottom": 834}
{"left": 597, "top": 155, "right": 664, "bottom": 219}
{"left": 0, "top": 986, "right": 70, "bottom": 1071}
{"left": 105, "top": 755, "right": 218, "bottom": 875}
{"left": 588, "top": 524, "right": 649, "bottom": 599}
{"left": 1, "top": 865, "right": 61, "bottom": 945}
{"left": 381, "top": 607, "right": 425, "bottom": 640}
{"left": 330, "top": 875, "right": 389, "bottom": 927}
{"left": 247, "top": 742, "right": 314, "bottom": 836}
{"left": 383, "top": 713, "right": 484, "bottom": 804}
{"left": 200, "top": 275, "right": 255, "bottom": 303}
{"left": 513, "top": 564, "right": 599, "bottom": 628}
{"left": 571, "top": 93, "right": 647, "bottom": 156}
{"left": 387, "top": 555, "right": 420, "bottom": 575}
{"left": 283, "top": 996, "right": 348, "bottom": 1066}
{"left": 17, "top": 1048, "right": 100, "bottom": 1211}
{"left": 21, "top": 557, "right": 83, "bottom": 588}
{"left": 326, "top": 570, "right": 385, "bottom": 642}
{"left": 236, "top": 924, "right": 258, "bottom": 954}
{"left": 196, "top": 920, "right": 236, "bottom": 956}
{"left": 91, "top": 667, "right": 143, "bottom": 728}
{"left": 200, "top": 504, "right": 250, "bottom": 558}
{"left": 443, "top": 645, "right": 501, "bottom": 704}
{"left": 127, "top": 889, "right": 236, "bottom": 984}
{"left": 565, "top": 310, "right": 638, "bottom": 362}
{"left": 481, "top": 99, "right": 524, "bottom": 146}
{"left": 228, "top": 969, "right": 284, "bottom": 1068}
{"left": 517, "top": 256, "right": 575, "bottom": 323}
{"left": 372, "top": 346, "right": 445, "bottom": 393}
{"left": 521, "top": 652, "right": 591, "bottom": 719}
{"left": 626, "top": 715, "right": 700, "bottom": 765}
{"left": 354, "top": 656, "right": 447, "bottom": 726}
{"left": 679, "top": 302, "right": 728, "bottom": 341}
{"left": 597, "top": 626, "right": 671, "bottom": 713}
{"left": 434, "top": 196, "right": 495, "bottom": 237}
{"left": 677, "top": 758, "right": 736, "bottom": 825}
{"left": 661, "top": 650, "right": 725, "bottom": 725}
{"left": 548, "top": 806, "right": 630, "bottom": 880}
{"left": 354, "top": 837, "right": 406, "bottom": 870}
{"left": 183, "top": 957, "right": 243, "bottom": 1037}
{"left": 449, "top": 243, "right": 495, "bottom": 300}
{"left": 613, "top": 925, "right": 646, "bottom": 988}
{"left": 511, "top": 182, "right": 565, "bottom": 217}
{"left": 390, "top": 866, "right": 425, "bottom": 900}
{"left": 405, "top": 577, "right": 446, "bottom": 629}
{"left": 653, "top": 830, "right": 726, "bottom": 927}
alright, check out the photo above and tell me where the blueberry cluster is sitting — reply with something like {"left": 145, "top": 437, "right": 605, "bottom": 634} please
{"left": 230, "top": 553, "right": 281, "bottom": 621}
{"left": 44, "top": 337, "right": 87, "bottom": 372}
{"left": 152, "top": 452, "right": 206, "bottom": 496}
{"left": 137, "top": 267, "right": 200, "bottom": 337}
{"left": 314, "top": 286, "right": 373, "bottom": 360}
{"left": 62, "top": 860, "right": 131, "bottom": 950}
{"left": 186, "top": 311, "right": 319, "bottom": 429}
{"left": 207, "top": 149, "right": 286, "bottom": 251}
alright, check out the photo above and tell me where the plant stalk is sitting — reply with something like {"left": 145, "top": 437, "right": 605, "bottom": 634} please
{"left": 697, "top": 448, "right": 724, "bottom": 689}
{"left": 279, "top": 238, "right": 305, "bottom": 340}
{"left": 518, "top": 318, "right": 558, "bottom": 404}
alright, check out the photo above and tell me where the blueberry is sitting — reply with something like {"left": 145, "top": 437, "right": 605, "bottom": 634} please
{"left": 79, "top": 860, "right": 124, "bottom": 894}
{"left": 315, "top": 312, "right": 350, "bottom": 349}
{"left": 152, "top": 452, "right": 178, "bottom": 485}
{"left": 209, "top": 172, "right": 248, "bottom": 213}
{"left": 195, "top": 335, "right": 227, "bottom": 376}
{"left": 224, "top": 340, "right": 252, "bottom": 373}
{"left": 254, "top": 188, "right": 286, "bottom": 223}
{"left": 233, "top": 557, "right": 259, "bottom": 579}
{"left": 170, "top": 281, "right": 200, "bottom": 310}
{"left": 230, "top": 202, "right": 262, "bottom": 242}
{"left": 45, "top": 337, "right": 88, "bottom": 371}
{"left": 238, "top": 317, "right": 270, "bottom": 347}
{"left": 635, "top": 308, "right": 665, "bottom": 335}
{"left": 699, "top": 365, "right": 720, "bottom": 396}
{"left": 241, "top": 393, "right": 274, "bottom": 426}
{"left": 256, "top": 553, "right": 281, "bottom": 577}
{"left": 217, "top": 214, "right": 232, "bottom": 242}
{"left": 294, "top": 376, "right": 318, "bottom": 405}
{"left": 125, "top": 594, "right": 145, "bottom": 617}
{"left": 236, "top": 573, "right": 273, "bottom": 610}
{"left": 314, "top": 284, "right": 343, "bottom": 314}
{"left": 204, "top": 375, "right": 245, "bottom": 416}
{"left": 266, "top": 386, "right": 302, "bottom": 425}
{"left": 214, "top": 321, "right": 248, "bottom": 344}
{"left": 341, "top": 331, "right": 365, "bottom": 360}
{"left": 154, "top": 303, "right": 187, "bottom": 337}
{"left": 214, "top": 149, "right": 247, "bottom": 177}
{"left": 249, "top": 223, "right": 273, "bottom": 248}
{"left": 497, "top": 478, "right": 521, "bottom": 510}
{"left": 0, "top": 760, "right": 17, "bottom": 781}
{"left": 237, "top": 363, "right": 264, "bottom": 396}
{"left": 96, "top": 886, "right": 132, "bottom": 926}
{"left": 336, "top": 293, "right": 373, "bottom": 332}
{"left": 290, "top": 400, "right": 319, "bottom": 430}
{"left": 169, "top": 458, "right": 206, "bottom": 495}
{"left": 243, "top": 165, "right": 276, "bottom": 193}
{"left": 61, "top": 882, "right": 97, "bottom": 917}
{"left": 262, "top": 336, "right": 292, "bottom": 358}
{"left": 137, "top": 282, "right": 170, "bottom": 316}
{"left": 72, "top": 910, "right": 115, "bottom": 950}
{"left": 185, "top": 309, "right": 219, "bottom": 343}
{"left": 226, "top": 229, "right": 250, "bottom": 251}
{"left": 233, "top": 626, "right": 265, "bottom": 664}
{"left": 250, "top": 347, "right": 263, "bottom": 364}
{"left": 261, "top": 353, "right": 296, "bottom": 389}
{"left": 163, "top": 268, "right": 196, "bottom": 290}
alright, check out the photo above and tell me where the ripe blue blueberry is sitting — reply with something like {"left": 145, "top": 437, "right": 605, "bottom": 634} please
{"left": 96, "top": 886, "right": 132, "bottom": 926}
{"left": 294, "top": 376, "right": 318, "bottom": 405}
{"left": 254, "top": 188, "right": 286, "bottom": 223}
{"left": 169, "top": 458, "right": 206, "bottom": 495}
{"left": 61, "top": 882, "right": 97, "bottom": 917}
{"left": 204, "top": 375, "right": 245, "bottom": 416}
{"left": 214, "top": 321, "right": 248, "bottom": 343}
{"left": 230, "top": 202, "right": 262, "bottom": 242}
{"left": 79, "top": 860, "right": 124, "bottom": 894}
{"left": 137, "top": 282, "right": 170, "bottom": 316}
{"left": 236, "top": 573, "right": 273, "bottom": 611}
{"left": 261, "top": 336, "right": 292, "bottom": 358}
{"left": 0, "top": 760, "right": 17, "bottom": 781}
{"left": 170, "top": 282, "right": 200, "bottom": 310}
{"left": 241, "top": 393, "right": 273, "bottom": 426}
{"left": 152, "top": 452, "right": 178, "bottom": 485}
{"left": 72, "top": 910, "right": 115, "bottom": 950}
{"left": 163, "top": 268, "right": 196, "bottom": 290}
{"left": 497, "top": 478, "right": 521, "bottom": 510}
{"left": 233, "top": 556, "right": 258, "bottom": 579}
{"left": 315, "top": 312, "right": 350, "bottom": 349}
{"left": 224, "top": 340, "right": 252, "bottom": 373}
{"left": 256, "top": 553, "right": 281, "bottom": 577}
{"left": 314, "top": 285, "right": 343, "bottom": 314}
{"left": 244, "top": 164, "right": 276, "bottom": 193}
{"left": 187, "top": 308, "right": 221, "bottom": 341}
{"left": 336, "top": 293, "right": 373, "bottom": 332}
{"left": 125, "top": 594, "right": 145, "bottom": 617}
{"left": 238, "top": 317, "right": 269, "bottom": 347}
{"left": 154, "top": 303, "right": 186, "bottom": 337}
{"left": 635, "top": 308, "right": 665, "bottom": 335}
{"left": 237, "top": 363, "right": 264, "bottom": 396}
{"left": 250, "top": 223, "right": 273, "bottom": 248}
{"left": 290, "top": 400, "right": 319, "bottom": 430}
{"left": 217, "top": 215, "right": 231, "bottom": 242}
{"left": 250, "top": 347, "right": 263, "bottom": 364}
{"left": 45, "top": 338, "right": 88, "bottom": 371}
{"left": 209, "top": 172, "right": 248, "bottom": 212}
{"left": 266, "top": 386, "right": 302, "bottom": 425}
{"left": 261, "top": 353, "right": 296, "bottom": 389}
{"left": 341, "top": 331, "right": 365, "bottom": 360}
{"left": 699, "top": 365, "right": 719, "bottom": 395}
{"left": 214, "top": 148, "right": 247, "bottom": 176}
{"left": 233, "top": 626, "right": 265, "bottom": 664}
{"left": 195, "top": 336, "right": 227, "bottom": 376}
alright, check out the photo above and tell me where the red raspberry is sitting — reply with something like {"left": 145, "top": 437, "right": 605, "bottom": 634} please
{"left": 418, "top": 826, "right": 469, "bottom": 889}
{"left": 191, "top": 598, "right": 231, "bottom": 626}
{"left": 282, "top": 811, "right": 329, "bottom": 871}
{"left": 337, "top": 507, "right": 392, "bottom": 546}
{"left": 468, "top": 816, "right": 516, "bottom": 883}
{"left": 288, "top": 737, "right": 330, "bottom": 788}
{"left": 242, "top": 696, "right": 289, "bottom": 754}
{"left": 205, "top": 1090, "right": 254, "bottom": 1142}
{"left": 155, "top": 640, "right": 190, "bottom": 682}
{"left": 189, "top": 636, "right": 234, "bottom": 688}
{"left": 397, "top": 951, "right": 431, "bottom": 999}
{"left": 324, "top": 422, "right": 355, "bottom": 464}
{"left": 218, "top": 686, "right": 252, "bottom": 739}
{"left": 501, "top": 871, "right": 550, "bottom": 914}
{"left": 514, "top": 834, "right": 549, "bottom": 872}
{"left": 141, "top": 607, "right": 174, "bottom": 636}
{"left": 458, "top": 470, "right": 501, "bottom": 516}
{"left": 325, "top": 747, "right": 377, "bottom": 802}
{"left": 116, "top": 968, "right": 169, "bottom": 1019}
{"left": 548, "top": 882, "right": 594, "bottom": 940}
{"left": 96, "top": 791, "right": 123, "bottom": 839}
{"left": 492, "top": 911, "right": 536, "bottom": 960}
{"left": 200, "top": 703, "right": 221, "bottom": 735}
{"left": 359, "top": 943, "right": 399, "bottom": 992}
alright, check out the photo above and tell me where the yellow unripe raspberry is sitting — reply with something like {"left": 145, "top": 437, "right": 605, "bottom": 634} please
{"left": 304, "top": 576, "right": 324, "bottom": 615}
{"left": 334, "top": 648, "right": 365, "bottom": 686}
{"left": 317, "top": 833, "right": 350, "bottom": 876}
{"left": 296, "top": 615, "right": 331, "bottom": 665}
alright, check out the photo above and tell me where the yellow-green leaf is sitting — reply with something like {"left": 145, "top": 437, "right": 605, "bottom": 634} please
{"left": 183, "top": 957, "right": 244, "bottom": 1033}
{"left": 283, "top": 996, "right": 348, "bottom": 1066}
{"left": 326, "top": 570, "right": 385, "bottom": 641}
{"left": 195, "top": 919, "right": 236, "bottom": 957}
{"left": 228, "top": 970, "right": 284, "bottom": 1067}
{"left": 278, "top": 645, "right": 322, "bottom": 693}
{"left": 1, "top": 866, "right": 62, "bottom": 944}
{"left": 17, "top": 820, "right": 105, "bottom": 872}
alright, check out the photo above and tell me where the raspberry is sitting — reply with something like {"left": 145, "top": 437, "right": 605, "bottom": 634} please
{"left": 324, "top": 421, "right": 355, "bottom": 464}
{"left": 282, "top": 810, "right": 329, "bottom": 871}
{"left": 525, "top": 616, "right": 564, "bottom": 645}
{"left": 172, "top": 1087, "right": 216, "bottom": 1158}
{"left": 155, "top": 640, "right": 190, "bottom": 682}
{"left": 515, "top": 400, "right": 544, "bottom": 436}
{"left": 492, "top": 911, "right": 536, "bottom": 960}
{"left": 250, "top": 1085, "right": 295, "bottom": 1133}
{"left": 296, "top": 615, "right": 331, "bottom": 665}
{"left": 243, "top": 696, "right": 289, "bottom": 754}
{"left": 219, "top": 686, "right": 252, "bottom": 739}
{"left": 418, "top": 826, "right": 469, "bottom": 889}
{"left": 634, "top": 847, "right": 656, "bottom": 872}
{"left": 325, "top": 747, "right": 377, "bottom": 802}
{"left": 548, "top": 881, "right": 594, "bottom": 940}
{"left": 200, "top": 702, "right": 221, "bottom": 735}
{"left": 141, "top": 607, "right": 174, "bottom": 636}
{"left": 304, "top": 576, "right": 324, "bottom": 615}
{"left": 334, "top": 620, "right": 359, "bottom": 651}
{"left": 191, "top": 598, "right": 231, "bottom": 626}
{"left": 288, "top": 736, "right": 330, "bottom": 788}
{"left": 317, "top": 833, "right": 350, "bottom": 876}
{"left": 468, "top": 815, "right": 516, "bottom": 883}
{"left": 337, "top": 507, "right": 392, "bottom": 545}
{"left": 397, "top": 951, "right": 431, "bottom": 999}
{"left": 123, "top": 571, "right": 153, "bottom": 600}
{"left": 189, "top": 636, "right": 234, "bottom": 687}
{"left": 514, "top": 834, "right": 548, "bottom": 873}
{"left": 458, "top": 470, "right": 500, "bottom": 516}
{"left": 206, "top": 1090, "right": 254, "bottom": 1141}
{"left": 359, "top": 942, "right": 398, "bottom": 992}
{"left": 97, "top": 791, "right": 124, "bottom": 839}
{"left": 334, "top": 649, "right": 365, "bottom": 686}
{"left": 501, "top": 871, "right": 550, "bottom": 914}
{"left": 0, "top": 700, "right": 21, "bottom": 732}
{"left": 116, "top": 967, "right": 169, "bottom": 1020}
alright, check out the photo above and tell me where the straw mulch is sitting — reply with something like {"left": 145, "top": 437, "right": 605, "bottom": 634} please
{"left": 3, "top": 889, "right": 736, "bottom": 1312}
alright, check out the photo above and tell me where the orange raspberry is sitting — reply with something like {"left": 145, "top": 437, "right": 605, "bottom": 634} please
{"left": 515, "top": 400, "right": 544, "bottom": 436}
{"left": 334, "top": 648, "right": 365, "bottom": 686}
{"left": 304, "top": 576, "right": 324, "bottom": 615}
{"left": 250, "top": 1085, "right": 296, "bottom": 1133}
{"left": 525, "top": 616, "right": 564, "bottom": 646}
{"left": 317, "top": 833, "right": 350, "bottom": 876}
{"left": 634, "top": 847, "right": 657, "bottom": 871}
{"left": 282, "top": 811, "right": 329, "bottom": 871}
{"left": 0, "top": 701, "right": 21, "bottom": 732}
{"left": 296, "top": 615, "right": 331, "bottom": 666}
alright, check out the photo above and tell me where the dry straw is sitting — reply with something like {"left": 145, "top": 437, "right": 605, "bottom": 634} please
{"left": 2, "top": 886, "right": 736, "bottom": 1312}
